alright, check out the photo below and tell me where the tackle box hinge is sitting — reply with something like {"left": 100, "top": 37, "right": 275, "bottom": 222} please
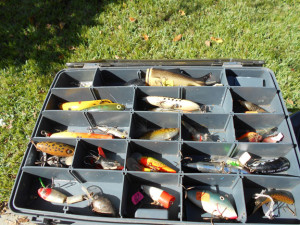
{"left": 222, "top": 62, "right": 243, "bottom": 68}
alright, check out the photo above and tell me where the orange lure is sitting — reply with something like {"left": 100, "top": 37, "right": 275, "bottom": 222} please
{"left": 237, "top": 132, "right": 262, "bottom": 142}
{"left": 132, "top": 153, "right": 176, "bottom": 173}
{"left": 49, "top": 131, "right": 113, "bottom": 139}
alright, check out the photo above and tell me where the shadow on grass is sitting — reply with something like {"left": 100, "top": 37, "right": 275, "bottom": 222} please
{"left": 0, "top": 0, "right": 112, "bottom": 73}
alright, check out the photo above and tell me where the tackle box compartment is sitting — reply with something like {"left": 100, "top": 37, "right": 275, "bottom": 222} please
{"left": 9, "top": 59, "right": 300, "bottom": 225}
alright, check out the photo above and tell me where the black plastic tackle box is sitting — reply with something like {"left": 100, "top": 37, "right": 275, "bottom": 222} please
{"left": 9, "top": 59, "right": 300, "bottom": 225}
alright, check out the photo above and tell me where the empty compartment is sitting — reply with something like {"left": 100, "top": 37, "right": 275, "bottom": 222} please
{"left": 66, "top": 170, "right": 124, "bottom": 218}
{"left": 230, "top": 143, "right": 300, "bottom": 176}
{"left": 126, "top": 140, "right": 180, "bottom": 173}
{"left": 93, "top": 87, "right": 134, "bottom": 110}
{"left": 231, "top": 87, "right": 283, "bottom": 114}
{"left": 72, "top": 139, "right": 127, "bottom": 170}
{"left": 242, "top": 175, "right": 300, "bottom": 223}
{"left": 13, "top": 171, "right": 76, "bottom": 215}
{"left": 134, "top": 87, "right": 180, "bottom": 111}
{"left": 121, "top": 172, "right": 181, "bottom": 221}
{"left": 226, "top": 68, "right": 276, "bottom": 88}
{"left": 54, "top": 69, "right": 97, "bottom": 88}
{"left": 234, "top": 114, "right": 293, "bottom": 144}
{"left": 25, "top": 137, "right": 77, "bottom": 168}
{"left": 180, "top": 67, "right": 227, "bottom": 86}
{"left": 130, "top": 112, "right": 180, "bottom": 140}
{"left": 181, "top": 114, "right": 235, "bottom": 142}
{"left": 85, "top": 111, "right": 131, "bottom": 139}
{"left": 34, "top": 111, "right": 92, "bottom": 138}
{"left": 183, "top": 87, "right": 232, "bottom": 113}
{"left": 93, "top": 69, "right": 142, "bottom": 86}
{"left": 182, "top": 174, "right": 246, "bottom": 222}
{"left": 45, "top": 88, "right": 95, "bottom": 110}
{"left": 181, "top": 142, "right": 235, "bottom": 173}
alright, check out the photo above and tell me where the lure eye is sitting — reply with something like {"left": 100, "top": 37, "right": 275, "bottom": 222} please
{"left": 117, "top": 105, "right": 121, "bottom": 109}
{"left": 220, "top": 196, "right": 225, "bottom": 201}
{"left": 67, "top": 149, "right": 73, "bottom": 154}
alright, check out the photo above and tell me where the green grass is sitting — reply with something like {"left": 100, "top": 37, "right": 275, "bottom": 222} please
{"left": 0, "top": 0, "right": 299, "bottom": 202}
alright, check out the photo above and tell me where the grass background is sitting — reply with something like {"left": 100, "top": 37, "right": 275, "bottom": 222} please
{"left": 0, "top": 0, "right": 299, "bottom": 203}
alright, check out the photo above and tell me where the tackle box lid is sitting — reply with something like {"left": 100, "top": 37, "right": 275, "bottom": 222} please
{"left": 66, "top": 59, "right": 265, "bottom": 68}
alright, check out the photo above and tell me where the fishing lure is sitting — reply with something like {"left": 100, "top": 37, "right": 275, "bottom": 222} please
{"left": 246, "top": 157, "right": 290, "bottom": 174}
{"left": 237, "top": 132, "right": 262, "bottom": 142}
{"left": 36, "top": 155, "right": 73, "bottom": 167}
{"left": 141, "top": 185, "right": 176, "bottom": 209}
{"left": 139, "top": 128, "right": 179, "bottom": 141}
{"left": 124, "top": 78, "right": 145, "bottom": 86}
{"left": 182, "top": 161, "right": 249, "bottom": 174}
{"left": 145, "top": 96, "right": 201, "bottom": 111}
{"left": 48, "top": 131, "right": 113, "bottom": 139}
{"left": 84, "top": 147, "right": 123, "bottom": 170}
{"left": 181, "top": 120, "right": 217, "bottom": 142}
{"left": 38, "top": 178, "right": 86, "bottom": 204}
{"left": 92, "top": 126, "right": 128, "bottom": 138}
{"left": 133, "top": 153, "right": 176, "bottom": 173}
{"left": 85, "top": 103, "right": 125, "bottom": 111}
{"left": 186, "top": 188, "right": 238, "bottom": 219}
{"left": 132, "top": 153, "right": 176, "bottom": 173}
{"left": 253, "top": 189, "right": 294, "bottom": 216}
{"left": 238, "top": 100, "right": 268, "bottom": 113}
{"left": 126, "top": 157, "right": 157, "bottom": 172}
{"left": 60, "top": 99, "right": 113, "bottom": 111}
{"left": 146, "top": 68, "right": 217, "bottom": 86}
{"left": 262, "top": 133, "right": 284, "bottom": 143}
{"left": 91, "top": 194, "right": 116, "bottom": 216}
{"left": 31, "top": 140, "right": 74, "bottom": 157}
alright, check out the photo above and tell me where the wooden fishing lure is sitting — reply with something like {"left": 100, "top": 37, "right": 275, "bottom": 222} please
{"left": 238, "top": 100, "right": 268, "bottom": 113}
{"left": 146, "top": 68, "right": 217, "bottom": 86}
{"left": 132, "top": 153, "right": 176, "bottom": 173}
{"left": 145, "top": 96, "right": 200, "bottom": 111}
{"left": 91, "top": 194, "right": 116, "bottom": 216}
{"left": 253, "top": 189, "right": 294, "bottom": 215}
{"left": 141, "top": 185, "right": 175, "bottom": 209}
{"left": 31, "top": 141, "right": 74, "bottom": 157}
{"left": 60, "top": 99, "right": 113, "bottom": 111}
{"left": 139, "top": 128, "right": 179, "bottom": 140}
{"left": 49, "top": 131, "right": 113, "bottom": 139}
{"left": 246, "top": 157, "right": 290, "bottom": 174}
{"left": 85, "top": 103, "right": 125, "bottom": 111}
{"left": 237, "top": 132, "right": 263, "bottom": 142}
{"left": 93, "top": 126, "right": 128, "bottom": 138}
{"left": 186, "top": 188, "right": 237, "bottom": 219}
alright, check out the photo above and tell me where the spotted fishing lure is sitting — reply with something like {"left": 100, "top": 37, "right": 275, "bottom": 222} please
{"left": 31, "top": 140, "right": 74, "bottom": 157}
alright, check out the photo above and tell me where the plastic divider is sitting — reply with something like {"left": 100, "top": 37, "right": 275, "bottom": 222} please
{"left": 230, "top": 143, "right": 300, "bottom": 176}
{"left": 181, "top": 114, "right": 235, "bottom": 142}
{"left": 121, "top": 172, "right": 181, "bottom": 221}
{"left": 231, "top": 87, "right": 284, "bottom": 114}
{"left": 130, "top": 112, "right": 180, "bottom": 140}
{"left": 182, "top": 86, "right": 232, "bottom": 113}
{"left": 241, "top": 175, "right": 300, "bottom": 224}
{"left": 225, "top": 68, "right": 276, "bottom": 88}
{"left": 72, "top": 139, "right": 127, "bottom": 170}
{"left": 233, "top": 114, "right": 293, "bottom": 144}
{"left": 133, "top": 87, "right": 180, "bottom": 111}
{"left": 92, "top": 87, "right": 134, "bottom": 110}
{"left": 126, "top": 140, "right": 180, "bottom": 173}
{"left": 54, "top": 69, "right": 97, "bottom": 88}
{"left": 181, "top": 174, "right": 246, "bottom": 223}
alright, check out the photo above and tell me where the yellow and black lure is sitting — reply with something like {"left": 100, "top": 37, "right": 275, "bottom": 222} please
{"left": 31, "top": 140, "right": 75, "bottom": 157}
{"left": 60, "top": 99, "right": 113, "bottom": 111}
